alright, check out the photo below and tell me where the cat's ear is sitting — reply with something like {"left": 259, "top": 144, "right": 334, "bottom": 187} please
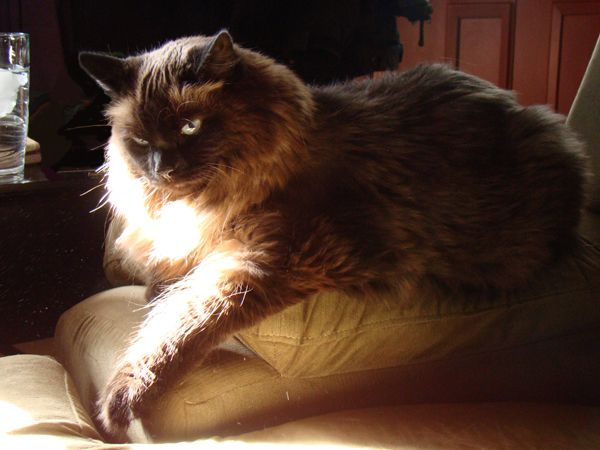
{"left": 78, "top": 52, "right": 138, "bottom": 97}
{"left": 199, "top": 30, "right": 240, "bottom": 79}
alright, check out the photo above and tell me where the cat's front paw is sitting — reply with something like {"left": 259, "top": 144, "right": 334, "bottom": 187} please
{"left": 96, "top": 363, "right": 151, "bottom": 440}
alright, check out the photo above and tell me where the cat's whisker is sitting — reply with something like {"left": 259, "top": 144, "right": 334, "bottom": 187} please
{"left": 134, "top": 300, "right": 159, "bottom": 312}
{"left": 96, "top": 162, "right": 109, "bottom": 174}
{"left": 90, "top": 194, "right": 110, "bottom": 213}
{"left": 80, "top": 182, "right": 107, "bottom": 197}
{"left": 87, "top": 141, "right": 110, "bottom": 153}
{"left": 63, "top": 124, "right": 110, "bottom": 131}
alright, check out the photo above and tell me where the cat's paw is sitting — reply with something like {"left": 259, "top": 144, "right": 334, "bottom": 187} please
{"left": 96, "top": 363, "right": 151, "bottom": 439}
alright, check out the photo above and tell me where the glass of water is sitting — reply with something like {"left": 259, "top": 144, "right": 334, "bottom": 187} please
{"left": 0, "top": 32, "right": 29, "bottom": 183}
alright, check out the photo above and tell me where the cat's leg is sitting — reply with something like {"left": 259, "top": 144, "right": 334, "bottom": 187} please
{"left": 97, "top": 217, "right": 388, "bottom": 438}
{"left": 96, "top": 242, "right": 289, "bottom": 437}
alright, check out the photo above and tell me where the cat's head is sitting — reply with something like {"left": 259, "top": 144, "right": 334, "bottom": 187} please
{"left": 79, "top": 31, "right": 312, "bottom": 199}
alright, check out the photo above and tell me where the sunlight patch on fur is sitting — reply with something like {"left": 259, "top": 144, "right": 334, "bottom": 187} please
{"left": 147, "top": 200, "right": 204, "bottom": 260}
{"left": 121, "top": 249, "right": 254, "bottom": 383}
{"left": 106, "top": 138, "right": 209, "bottom": 261}
{"left": 106, "top": 139, "right": 147, "bottom": 223}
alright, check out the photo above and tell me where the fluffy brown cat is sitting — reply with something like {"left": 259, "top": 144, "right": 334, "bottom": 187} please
{"left": 79, "top": 31, "right": 587, "bottom": 438}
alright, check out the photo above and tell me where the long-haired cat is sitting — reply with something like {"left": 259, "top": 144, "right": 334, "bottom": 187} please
{"left": 79, "top": 31, "right": 587, "bottom": 438}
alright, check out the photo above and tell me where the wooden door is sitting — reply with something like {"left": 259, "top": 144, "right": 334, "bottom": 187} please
{"left": 445, "top": 3, "right": 514, "bottom": 88}
{"left": 397, "top": 0, "right": 600, "bottom": 113}
{"left": 546, "top": 2, "right": 600, "bottom": 114}
{"left": 513, "top": 0, "right": 600, "bottom": 112}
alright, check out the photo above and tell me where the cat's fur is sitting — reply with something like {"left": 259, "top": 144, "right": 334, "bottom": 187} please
{"left": 80, "top": 31, "right": 587, "bottom": 438}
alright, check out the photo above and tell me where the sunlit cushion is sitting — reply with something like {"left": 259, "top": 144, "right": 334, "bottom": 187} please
{"left": 0, "top": 354, "right": 103, "bottom": 448}
{"left": 2, "top": 355, "right": 600, "bottom": 447}
{"left": 58, "top": 233, "right": 600, "bottom": 442}
{"left": 238, "top": 238, "right": 600, "bottom": 377}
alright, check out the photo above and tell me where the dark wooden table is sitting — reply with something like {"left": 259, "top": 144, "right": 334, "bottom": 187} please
{"left": 0, "top": 165, "right": 111, "bottom": 345}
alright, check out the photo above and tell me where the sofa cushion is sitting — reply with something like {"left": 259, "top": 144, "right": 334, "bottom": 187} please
{"left": 238, "top": 238, "right": 600, "bottom": 377}
{"left": 2, "top": 355, "right": 600, "bottom": 448}
{"left": 55, "top": 296, "right": 600, "bottom": 443}
{"left": 0, "top": 354, "right": 103, "bottom": 448}
{"left": 240, "top": 403, "right": 600, "bottom": 449}
{"left": 76, "top": 215, "right": 600, "bottom": 441}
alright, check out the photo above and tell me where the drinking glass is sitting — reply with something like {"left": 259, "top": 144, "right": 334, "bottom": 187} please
{"left": 0, "top": 32, "right": 29, "bottom": 183}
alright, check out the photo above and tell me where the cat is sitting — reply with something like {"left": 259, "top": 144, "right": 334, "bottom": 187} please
{"left": 79, "top": 30, "right": 587, "bottom": 438}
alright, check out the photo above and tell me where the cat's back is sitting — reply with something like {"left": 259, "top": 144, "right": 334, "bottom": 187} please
{"left": 311, "top": 64, "right": 525, "bottom": 164}
{"left": 305, "top": 64, "right": 588, "bottom": 291}
{"left": 310, "top": 63, "right": 583, "bottom": 183}
{"left": 312, "top": 63, "right": 515, "bottom": 117}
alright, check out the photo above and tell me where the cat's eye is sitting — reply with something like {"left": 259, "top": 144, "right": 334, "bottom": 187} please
{"left": 132, "top": 136, "right": 149, "bottom": 146}
{"left": 181, "top": 118, "right": 202, "bottom": 136}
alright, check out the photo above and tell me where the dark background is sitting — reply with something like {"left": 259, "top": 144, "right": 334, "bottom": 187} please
{"left": 2, "top": 0, "right": 430, "bottom": 172}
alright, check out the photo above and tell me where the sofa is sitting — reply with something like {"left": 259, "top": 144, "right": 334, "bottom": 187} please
{"left": 2, "top": 37, "right": 600, "bottom": 450}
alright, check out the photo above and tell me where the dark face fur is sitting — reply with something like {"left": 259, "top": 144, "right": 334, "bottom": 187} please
{"left": 79, "top": 32, "right": 313, "bottom": 198}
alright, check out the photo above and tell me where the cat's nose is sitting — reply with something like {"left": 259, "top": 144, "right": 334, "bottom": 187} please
{"left": 148, "top": 147, "right": 187, "bottom": 177}
{"left": 149, "top": 147, "right": 166, "bottom": 175}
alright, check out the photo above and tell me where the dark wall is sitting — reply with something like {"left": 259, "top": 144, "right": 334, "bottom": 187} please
{"left": 58, "top": 0, "right": 404, "bottom": 88}
{"left": 6, "top": 1, "right": 424, "bottom": 170}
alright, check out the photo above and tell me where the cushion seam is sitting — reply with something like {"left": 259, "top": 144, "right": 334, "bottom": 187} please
{"left": 289, "top": 325, "right": 600, "bottom": 379}
{"left": 242, "top": 287, "right": 600, "bottom": 342}
{"left": 62, "top": 370, "right": 87, "bottom": 436}
{"left": 178, "top": 372, "right": 282, "bottom": 405}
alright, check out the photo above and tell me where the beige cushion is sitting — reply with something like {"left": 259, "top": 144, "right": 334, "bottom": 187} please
{"left": 2, "top": 356, "right": 599, "bottom": 448}
{"left": 239, "top": 238, "right": 600, "bottom": 378}
{"left": 241, "top": 403, "right": 600, "bottom": 449}
{"left": 70, "top": 214, "right": 600, "bottom": 441}
{"left": 54, "top": 286, "right": 154, "bottom": 443}
{"left": 0, "top": 354, "right": 103, "bottom": 449}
